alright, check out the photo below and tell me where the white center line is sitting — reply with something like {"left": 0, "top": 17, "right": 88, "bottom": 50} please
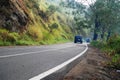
{"left": 29, "top": 44, "right": 88, "bottom": 80}
{"left": 0, "top": 46, "right": 74, "bottom": 59}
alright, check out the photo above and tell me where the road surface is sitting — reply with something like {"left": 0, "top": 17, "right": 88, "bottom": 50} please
{"left": 0, "top": 43, "right": 87, "bottom": 80}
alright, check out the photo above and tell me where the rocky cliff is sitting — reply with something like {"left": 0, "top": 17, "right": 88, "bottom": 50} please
{"left": 0, "top": 0, "right": 74, "bottom": 45}
{"left": 0, "top": 0, "right": 32, "bottom": 32}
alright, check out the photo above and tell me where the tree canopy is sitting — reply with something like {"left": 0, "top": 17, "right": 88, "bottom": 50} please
{"left": 85, "top": 0, "right": 120, "bottom": 40}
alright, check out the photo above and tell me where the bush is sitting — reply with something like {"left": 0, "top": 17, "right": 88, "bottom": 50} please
{"left": 50, "top": 23, "right": 58, "bottom": 29}
{"left": 39, "top": 41, "right": 47, "bottom": 45}
{"left": 0, "top": 40, "right": 5, "bottom": 46}
{"left": 49, "top": 23, "right": 58, "bottom": 33}
{"left": 107, "top": 35, "right": 120, "bottom": 54}
{"left": 0, "top": 29, "right": 19, "bottom": 43}
{"left": 9, "top": 32, "right": 20, "bottom": 42}
{"left": 91, "top": 35, "right": 120, "bottom": 69}
{"left": 0, "top": 29, "right": 9, "bottom": 41}
{"left": 108, "top": 54, "right": 120, "bottom": 69}
{"left": 111, "top": 54, "right": 120, "bottom": 69}
{"left": 90, "top": 41, "right": 106, "bottom": 49}
{"left": 106, "top": 35, "right": 120, "bottom": 69}
{"left": 0, "top": 40, "right": 12, "bottom": 46}
{"left": 27, "top": 26, "right": 43, "bottom": 41}
{"left": 19, "top": 33, "right": 32, "bottom": 41}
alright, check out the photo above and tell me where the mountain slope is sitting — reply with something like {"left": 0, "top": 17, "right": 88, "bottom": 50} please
{"left": 0, "top": 0, "right": 31, "bottom": 32}
{"left": 0, "top": 0, "right": 74, "bottom": 45}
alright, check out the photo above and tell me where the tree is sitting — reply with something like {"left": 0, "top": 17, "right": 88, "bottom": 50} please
{"left": 60, "top": 0, "right": 87, "bottom": 35}
{"left": 87, "top": 0, "right": 120, "bottom": 41}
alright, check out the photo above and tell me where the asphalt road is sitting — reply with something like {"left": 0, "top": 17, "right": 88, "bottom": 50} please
{"left": 0, "top": 43, "right": 87, "bottom": 80}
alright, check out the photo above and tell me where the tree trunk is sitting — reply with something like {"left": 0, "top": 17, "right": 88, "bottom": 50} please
{"left": 107, "top": 31, "right": 111, "bottom": 41}
{"left": 93, "top": 32, "right": 98, "bottom": 40}
{"left": 101, "top": 27, "right": 105, "bottom": 39}
{"left": 93, "top": 14, "right": 99, "bottom": 40}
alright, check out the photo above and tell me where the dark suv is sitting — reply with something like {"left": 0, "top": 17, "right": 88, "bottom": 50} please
{"left": 74, "top": 36, "right": 83, "bottom": 43}
{"left": 86, "top": 38, "right": 91, "bottom": 43}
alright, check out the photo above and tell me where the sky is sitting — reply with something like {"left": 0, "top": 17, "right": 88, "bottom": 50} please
{"left": 75, "top": 0, "right": 96, "bottom": 6}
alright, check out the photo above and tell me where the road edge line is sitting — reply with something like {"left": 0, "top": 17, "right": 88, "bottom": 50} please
{"left": 29, "top": 44, "right": 88, "bottom": 80}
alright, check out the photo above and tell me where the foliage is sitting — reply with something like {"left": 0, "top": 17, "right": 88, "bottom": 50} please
{"left": 110, "top": 54, "right": 120, "bottom": 69}
{"left": 90, "top": 41, "right": 100, "bottom": 47}
{"left": 0, "top": 40, "right": 12, "bottom": 46}
{"left": 59, "top": 0, "right": 88, "bottom": 36}
{"left": 0, "top": 29, "right": 19, "bottom": 43}
{"left": 46, "top": 5, "right": 57, "bottom": 16}
{"left": 91, "top": 35, "right": 120, "bottom": 69}
{"left": 90, "top": 40, "right": 106, "bottom": 49}
{"left": 27, "top": 26, "right": 43, "bottom": 41}
{"left": 48, "top": 5, "right": 56, "bottom": 12}
{"left": 88, "top": 0, "right": 120, "bottom": 40}
{"left": 9, "top": 32, "right": 20, "bottom": 41}
{"left": 16, "top": 40, "right": 35, "bottom": 45}
{"left": 49, "top": 23, "right": 58, "bottom": 29}
{"left": 49, "top": 23, "right": 58, "bottom": 33}
{"left": 107, "top": 35, "right": 120, "bottom": 54}
{"left": 0, "top": 29, "right": 38, "bottom": 45}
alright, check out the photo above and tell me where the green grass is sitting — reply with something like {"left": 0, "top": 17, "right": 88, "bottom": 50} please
{"left": 0, "top": 28, "right": 71, "bottom": 46}
{"left": 0, "top": 41, "right": 12, "bottom": 46}
{"left": 16, "top": 40, "right": 34, "bottom": 45}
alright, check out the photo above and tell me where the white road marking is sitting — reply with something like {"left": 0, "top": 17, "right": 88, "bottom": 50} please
{"left": 0, "top": 46, "right": 74, "bottom": 59}
{"left": 29, "top": 43, "right": 88, "bottom": 80}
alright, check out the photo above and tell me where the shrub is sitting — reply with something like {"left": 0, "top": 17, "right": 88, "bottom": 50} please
{"left": 107, "top": 35, "right": 120, "bottom": 54}
{"left": 109, "top": 54, "right": 120, "bottom": 69}
{"left": 0, "top": 29, "right": 19, "bottom": 43}
{"left": 49, "top": 23, "right": 58, "bottom": 33}
{"left": 106, "top": 35, "right": 120, "bottom": 69}
{"left": 91, "top": 35, "right": 120, "bottom": 69}
{"left": 90, "top": 41, "right": 105, "bottom": 48}
{"left": 0, "top": 40, "right": 12, "bottom": 46}
{"left": 9, "top": 32, "right": 20, "bottom": 42}
{"left": 27, "top": 26, "right": 43, "bottom": 41}
{"left": 0, "top": 40, "right": 4, "bottom": 46}
{"left": 19, "top": 33, "right": 32, "bottom": 41}
{"left": 39, "top": 40, "right": 47, "bottom": 45}
{"left": 51, "top": 23, "right": 58, "bottom": 29}
{"left": 0, "top": 29, "right": 9, "bottom": 41}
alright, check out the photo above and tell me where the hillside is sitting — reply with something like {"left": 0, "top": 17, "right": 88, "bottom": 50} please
{"left": 0, "top": 0, "right": 78, "bottom": 45}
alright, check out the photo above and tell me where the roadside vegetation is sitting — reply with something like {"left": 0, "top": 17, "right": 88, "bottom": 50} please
{"left": 91, "top": 35, "right": 120, "bottom": 69}
{"left": 89, "top": 0, "right": 120, "bottom": 70}
{"left": 0, "top": 28, "right": 70, "bottom": 46}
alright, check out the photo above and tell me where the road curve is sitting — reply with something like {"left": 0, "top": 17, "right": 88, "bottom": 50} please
{"left": 0, "top": 43, "right": 87, "bottom": 80}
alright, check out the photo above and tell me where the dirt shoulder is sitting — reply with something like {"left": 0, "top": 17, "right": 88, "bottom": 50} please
{"left": 63, "top": 45, "right": 120, "bottom": 80}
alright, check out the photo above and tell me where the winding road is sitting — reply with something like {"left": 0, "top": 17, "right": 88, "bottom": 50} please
{"left": 0, "top": 43, "right": 88, "bottom": 80}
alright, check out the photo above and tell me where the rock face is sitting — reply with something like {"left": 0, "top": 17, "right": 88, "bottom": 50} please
{"left": 0, "top": 0, "right": 74, "bottom": 42}
{"left": 0, "top": 0, "right": 30, "bottom": 32}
